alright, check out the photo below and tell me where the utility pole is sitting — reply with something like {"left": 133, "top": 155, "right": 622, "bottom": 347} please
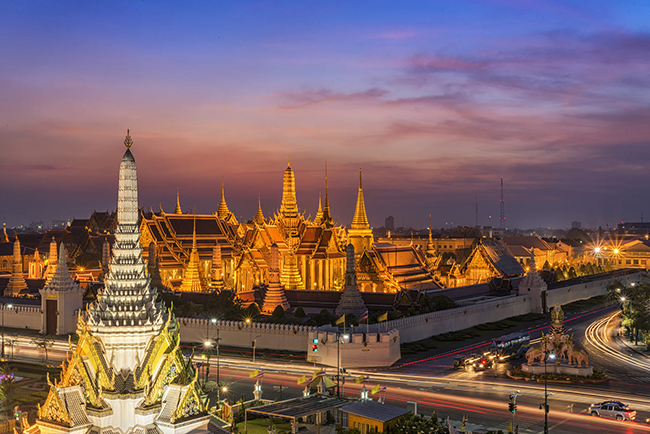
{"left": 500, "top": 177, "right": 505, "bottom": 229}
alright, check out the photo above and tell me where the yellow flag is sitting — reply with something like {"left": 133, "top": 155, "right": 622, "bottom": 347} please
{"left": 371, "top": 384, "right": 381, "bottom": 395}
{"left": 378, "top": 312, "right": 388, "bottom": 322}
{"left": 297, "top": 375, "right": 306, "bottom": 385}
{"left": 355, "top": 375, "right": 366, "bottom": 384}
{"left": 336, "top": 314, "right": 346, "bottom": 325}
{"left": 249, "top": 369, "right": 258, "bottom": 378}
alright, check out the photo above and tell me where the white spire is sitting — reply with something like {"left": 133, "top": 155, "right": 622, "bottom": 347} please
{"left": 86, "top": 130, "right": 166, "bottom": 370}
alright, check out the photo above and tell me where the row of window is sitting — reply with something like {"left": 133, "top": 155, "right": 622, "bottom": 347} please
{"left": 353, "top": 421, "right": 379, "bottom": 433}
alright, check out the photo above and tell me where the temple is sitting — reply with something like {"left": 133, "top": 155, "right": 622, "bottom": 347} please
{"left": 139, "top": 161, "right": 442, "bottom": 294}
{"left": 28, "top": 131, "right": 208, "bottom": 434}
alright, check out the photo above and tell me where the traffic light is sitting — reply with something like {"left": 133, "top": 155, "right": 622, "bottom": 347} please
{"left": 251, "top": 341, "right": 255, "bottom": 348}
{"left": 311, "top": 344, "right": 318, "bottom": 352}
{"left": 509, "top": 402, "right": 516, "bottom": 413}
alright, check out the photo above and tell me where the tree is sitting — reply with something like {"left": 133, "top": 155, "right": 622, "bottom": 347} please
{"left": 32, "top": 336, "right": 55, "bottom": 361}
{"left": 271, "top": 305, "right": 285, "bottom": 319}
{"left": 293, "top": 307, "right": 306, "bottom": 318}
{"left": 245, "top": 303, "right": 261, "bottom": 320}
{"left": 0, "top": 364, "right": 18, "bottom": 419}
{"left": 542, "top": 260, "right": 551, "bottom": 270}
{"left": 393, "top": 413, "right": 447, "bottom": 434}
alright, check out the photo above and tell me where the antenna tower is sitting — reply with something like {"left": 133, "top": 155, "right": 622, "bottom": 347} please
{"left": 499, "top": 177, "right": 505, "bottom": 229}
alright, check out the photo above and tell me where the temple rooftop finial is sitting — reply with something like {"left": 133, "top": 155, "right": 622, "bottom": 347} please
{"left": 124, "top": 129, "right": 133, "bottom": 149}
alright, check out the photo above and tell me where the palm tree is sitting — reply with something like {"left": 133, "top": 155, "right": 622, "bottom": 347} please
{"left": 0, "top": 364, "right": 17, "bottom": 420}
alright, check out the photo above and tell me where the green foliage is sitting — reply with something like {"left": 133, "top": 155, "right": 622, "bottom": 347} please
{"left": 293, "top": 306, "right": 306, "bottom": 318}
{"left": 305, "top": 309, "right": 335, "bottom": 327}
{"left": 393, "top": 413, "right": 447, "bottom": 434}
{"left": 271, "top": 305, "right": 285, "bottom": 319}
{"left": 0, "top": 364, "right": 18, "bottom": 418}
{"left": 245, "top": 303, "right": 261, "bottom": 319}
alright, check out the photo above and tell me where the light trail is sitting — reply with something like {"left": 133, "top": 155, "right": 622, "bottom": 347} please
{"left": 585, "top": 311, "right": 650, "bottom": 372}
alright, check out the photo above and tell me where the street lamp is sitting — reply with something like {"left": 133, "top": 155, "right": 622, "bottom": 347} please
{"left": 211, "top": 318, "right": 222, "bottom": 403}
{"left": 252, "top": 335, "right": 261, "bottom": 363}
{"left": 2, "top": 303, "right": 13, "bottom": 359}
{"left": 541, "top": 351, "right": 555, "bottom": 434}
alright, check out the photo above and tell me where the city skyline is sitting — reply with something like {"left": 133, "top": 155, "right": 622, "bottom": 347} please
{"left": 2, "top": 1, "right": 650, "bottom": 229}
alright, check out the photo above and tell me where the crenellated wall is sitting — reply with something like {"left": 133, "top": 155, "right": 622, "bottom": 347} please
{"left": 2, "top": 304, "right": 42, "bottom": 330}
{"left": 364, "top": 271, "right": 644, "bottom": 343}
{"left": 307, "top": 328, "right": 401, "bottom": 368}
{"left": 177, "top": 318, "right": 315, "bottom": 353}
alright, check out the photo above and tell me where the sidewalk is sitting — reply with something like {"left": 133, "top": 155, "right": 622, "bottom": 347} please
{"left": 616, "top": 328, "right": 650, "bottom": 359}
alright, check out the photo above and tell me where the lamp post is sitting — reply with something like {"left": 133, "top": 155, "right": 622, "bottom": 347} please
{"left": 542, "top": 351, "right": 555, "bottom": 434}
{"left": 2, "top": 303, "right": 13, "bottom": 359}
{"left": 211, "top": 319, "right": 221, "bottom": 402}
{"left": 252, "top": 335, "right": 261, "bottom": 363}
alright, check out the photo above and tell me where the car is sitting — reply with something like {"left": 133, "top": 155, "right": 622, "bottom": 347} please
{"left": 589, "top": 401, "right": 636, "bottom": 421}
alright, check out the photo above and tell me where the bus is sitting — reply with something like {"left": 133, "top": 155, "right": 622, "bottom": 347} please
{"left": 490, "top": 332, "right": 531, "bottom": 361}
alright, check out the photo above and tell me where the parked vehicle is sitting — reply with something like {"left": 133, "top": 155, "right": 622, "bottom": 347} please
{"left": 589, "top": 401, "right": 636, "bottom": 421}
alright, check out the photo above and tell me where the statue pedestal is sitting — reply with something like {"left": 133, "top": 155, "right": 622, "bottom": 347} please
{"left": 521, "top": 363, "right": 593, "bottom": 376}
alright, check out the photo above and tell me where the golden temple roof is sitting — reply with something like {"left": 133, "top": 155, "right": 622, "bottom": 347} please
{"left": 178, "top": 216, "right": 209, "bottom": 293}
{"left": 351, "top": 169, "right": 370, "bottom": 230}
{"left": 280, "top": 159, "right": 299, "bottom": 219}
{"left": 174, "top": 188, "right": 182, "bottom": 214}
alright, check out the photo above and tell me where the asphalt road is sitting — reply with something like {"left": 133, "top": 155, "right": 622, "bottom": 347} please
{"left": 8, "top": 305, "right": 650, "bottom": 433}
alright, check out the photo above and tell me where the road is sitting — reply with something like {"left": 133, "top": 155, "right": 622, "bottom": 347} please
{"left": 8, "top": 306, "right": 650, "bottom": 433}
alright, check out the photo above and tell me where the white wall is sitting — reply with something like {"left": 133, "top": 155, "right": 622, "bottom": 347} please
{"left": 2, "top": 304, "right": 42, "bottom": 331}
{"left": 306, "top": 329, "right": 401, "bottom": 368}
{"left": 177, "top": 318, "right": 314, "bottom": 353}
{"left": 364, "top": 271, "right": 644, "bottom": 343}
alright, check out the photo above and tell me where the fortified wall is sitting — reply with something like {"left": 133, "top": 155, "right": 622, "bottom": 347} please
{"left": 365, "top": 270, "right": 644, "bottom": 343}
{"left": 0, "top": 271, "right": 644, "bottom": 367}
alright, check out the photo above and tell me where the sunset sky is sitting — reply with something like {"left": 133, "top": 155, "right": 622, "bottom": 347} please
{"left": 2, "top": 1, "right": 649, "bottom": 230}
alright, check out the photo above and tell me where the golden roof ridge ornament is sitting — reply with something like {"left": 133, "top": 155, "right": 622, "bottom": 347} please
{"left": 124, "top": 129, "right": 133, "bottom": 149}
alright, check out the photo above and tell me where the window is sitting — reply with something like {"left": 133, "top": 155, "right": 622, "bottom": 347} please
{"left": 1, "top": 260, "right": 6, "bottom": 269}
{"left": 626, "top": 259, "right": 632, "bottom": 265}
{"left": 634, "top": 260, "right": 639, "bottom": 265}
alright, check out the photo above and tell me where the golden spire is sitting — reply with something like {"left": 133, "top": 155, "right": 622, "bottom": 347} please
{"left": 280, "top": 159, "right": 298, "bottom": 219}
{"left": 174, "top": 188, "right": 182, "bottom": 214}
{"left": 314, "top": 193, "right": 323, "bottom": 225}
{"left": 322, "top": 162, "right": 333, "bottom": 227}
{"left": 124, "top": 129, "right": 133, "bottom": 149}
{"left": 217, "top": 180, "right": 231, "bottom": 218}
{"left": 179, "top": 211, "right": 209, "bottom": 293}
{"left": 254, "top": 194, "right": 265, "bottom": 225}
{"left": 351, "top": 168, "right": 370, "bottom": 230}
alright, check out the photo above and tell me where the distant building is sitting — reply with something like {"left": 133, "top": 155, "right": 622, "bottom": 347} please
{"left": 339, "top": 400, "right": 409, "bottom": 434}
{"left": 618, "top": 222, "right": 650, "bottom": 235}
{"left": 385, "top": 215, "right": 394, "bottom": 230}
{"left": 571, "top": 221, "right": 582, "bottom": 229}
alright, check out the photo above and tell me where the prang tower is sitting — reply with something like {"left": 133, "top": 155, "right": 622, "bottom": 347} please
{"left": 29, "top": 131, "right": 208, "bottom": 434}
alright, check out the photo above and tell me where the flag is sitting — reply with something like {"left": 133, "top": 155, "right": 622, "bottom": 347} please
{"left": 379, "top": 386, "right": 387, "bottom": 393}
{"left": 336, "top": 314, "right": 346, "bottom": 325}
{"left": 377, "top": 312, "right": 388, "bottom": 322}
{"left": 297, "top": 375, "right": 307, "bottom": 385}
{"left": 461, "top": 414, "right": 466, "bottom": 429}
{"left": 355, "top": 375, "right": 369, "bottom": 384}
{"left": 313, "top": 369, "right": 326, "bottom": 378}
{"left": 447, "top": 416, "right": 459, "bottom": 434}
{"left": 249, "top": 369, "right": 264, "bottom": 379}
{"left": 358, "top": 310, "right": 368, "bottom": 322}
{"left": 371, "top": 384, "right": 381, "bottom": 394}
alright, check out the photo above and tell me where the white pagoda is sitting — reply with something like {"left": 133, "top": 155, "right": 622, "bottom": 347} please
{"left": 28, "top": 131, "right": 208, "bottom": 434}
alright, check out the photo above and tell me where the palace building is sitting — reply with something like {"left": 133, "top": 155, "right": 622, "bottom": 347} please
{"left": 138, "top": 161, "right": 443, "bottom": 294}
